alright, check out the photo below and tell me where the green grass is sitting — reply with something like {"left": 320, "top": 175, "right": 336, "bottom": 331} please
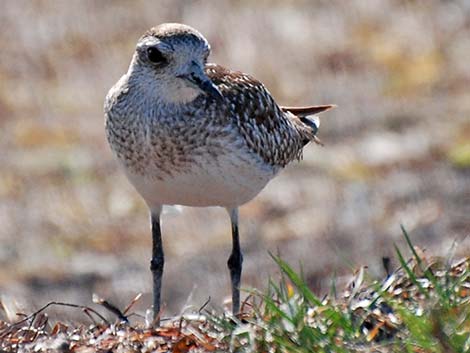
{"left": 1, "top": 227, "right": 469, "bottom": 352}
{"left": 201, "top": 226, "right": 470, "bottom": 352}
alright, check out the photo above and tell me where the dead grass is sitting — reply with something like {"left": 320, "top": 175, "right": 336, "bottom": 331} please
{"left": 0, "top": 0, "right": 469, "bottom": 316}
{"left": 1, "top": 238, "right": 469, "bottom": 352}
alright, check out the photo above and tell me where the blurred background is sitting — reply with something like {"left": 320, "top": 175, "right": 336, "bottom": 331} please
{"left": 0, "top": 0, "right": 469, "bottom": 318}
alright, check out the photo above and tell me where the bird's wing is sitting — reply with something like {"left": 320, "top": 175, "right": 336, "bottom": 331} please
{"left": 205, "top": 64, "right": 305, "bottom": 167}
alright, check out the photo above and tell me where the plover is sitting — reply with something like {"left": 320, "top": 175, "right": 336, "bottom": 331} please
{"left": 104, "top": 23, "right": 333, "bottom": 320}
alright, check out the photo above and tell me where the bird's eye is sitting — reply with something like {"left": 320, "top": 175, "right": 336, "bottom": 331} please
{"left": 147, "top": 47, "right": 166, "bottom": 64}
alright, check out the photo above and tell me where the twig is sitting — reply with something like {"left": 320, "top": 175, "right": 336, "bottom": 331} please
{"left": 0, "top": 301, "right": 108, "bottom": 339}
{"left": 198, "top": 297, "right": 211, "bottom": 314}
{"left": 240, "top": 293, "right": 252, "bottom": 313}
{"left": 82, "top": 307, "right": 98, "bottom": 325}
{"left": 92, "top": 294, "right": 128, "bottom": 323}
{"left": 123, "top": 293, "right": 142, "bottom": 316}
{"left": 126, "top": 312, "right": 145, "bottom": 320}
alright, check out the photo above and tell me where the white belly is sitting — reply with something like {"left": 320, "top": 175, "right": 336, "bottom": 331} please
{"left": 124, "top": 153, "right": 277, "bottom": 209}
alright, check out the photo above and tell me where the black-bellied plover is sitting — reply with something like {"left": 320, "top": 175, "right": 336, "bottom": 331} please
{"left": 104, "top": 23, "right": 334, "bottom": 320}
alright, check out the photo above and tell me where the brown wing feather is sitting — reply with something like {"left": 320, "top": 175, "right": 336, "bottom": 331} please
{"left": 205, "top": 64, "right": 306, "bottom": 167}
{"left": 280, "top": 105, "right": 335, "bottom": 117}
{"left": 205, "top": 63, "right": 334, "bottom": 166}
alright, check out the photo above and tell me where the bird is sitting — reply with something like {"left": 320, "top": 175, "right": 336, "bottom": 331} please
{"left": 104, "top": 23, "right": 334, "bottom": 322}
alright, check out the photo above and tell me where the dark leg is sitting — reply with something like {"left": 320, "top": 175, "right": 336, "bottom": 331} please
{"left": 150, "top": 211, "right": 164, "bottom": 323}
{"left": 227, "top": 208, "right": 243, "bottom": 314}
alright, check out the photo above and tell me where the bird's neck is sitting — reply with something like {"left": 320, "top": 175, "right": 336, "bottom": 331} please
{"left": 127, "top": 62, "right": 202, "bottom": 106}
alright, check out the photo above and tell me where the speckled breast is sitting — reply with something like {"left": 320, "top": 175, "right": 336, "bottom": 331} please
{"left": 105, "top": 97, "right": 277, "bottom": 208}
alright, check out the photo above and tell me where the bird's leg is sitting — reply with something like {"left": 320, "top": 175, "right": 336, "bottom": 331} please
{"left": 226, "top": 208, "right": 243, "bottom": 314}
{"left": 150, "top": 209, "right": 164, "bottom": 323}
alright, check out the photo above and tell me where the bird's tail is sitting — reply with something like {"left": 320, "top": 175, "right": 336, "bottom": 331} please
{"left": 281, "top": 104, "right": 335, "bottom": 145}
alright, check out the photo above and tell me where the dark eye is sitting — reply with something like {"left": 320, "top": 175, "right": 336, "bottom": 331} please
{"left": 147, "top": 47, "right": 166, "bottom": 64}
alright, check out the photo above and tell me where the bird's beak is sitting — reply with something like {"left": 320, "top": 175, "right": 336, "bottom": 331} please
{"left": 178, "top": 61, "right": 224, "bottom": 102}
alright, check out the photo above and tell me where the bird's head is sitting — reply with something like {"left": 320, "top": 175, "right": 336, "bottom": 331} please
{"left": 129, "top": 23, "right": 223, "bottom": 104}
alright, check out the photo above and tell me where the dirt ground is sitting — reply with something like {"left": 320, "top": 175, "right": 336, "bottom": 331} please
{"left": 0, "top": 0, "right": 469, "bottom": 319}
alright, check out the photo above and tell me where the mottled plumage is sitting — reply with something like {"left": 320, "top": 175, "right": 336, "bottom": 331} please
{"left": 104, "top": 23, "right": 333, "bottom": 321}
